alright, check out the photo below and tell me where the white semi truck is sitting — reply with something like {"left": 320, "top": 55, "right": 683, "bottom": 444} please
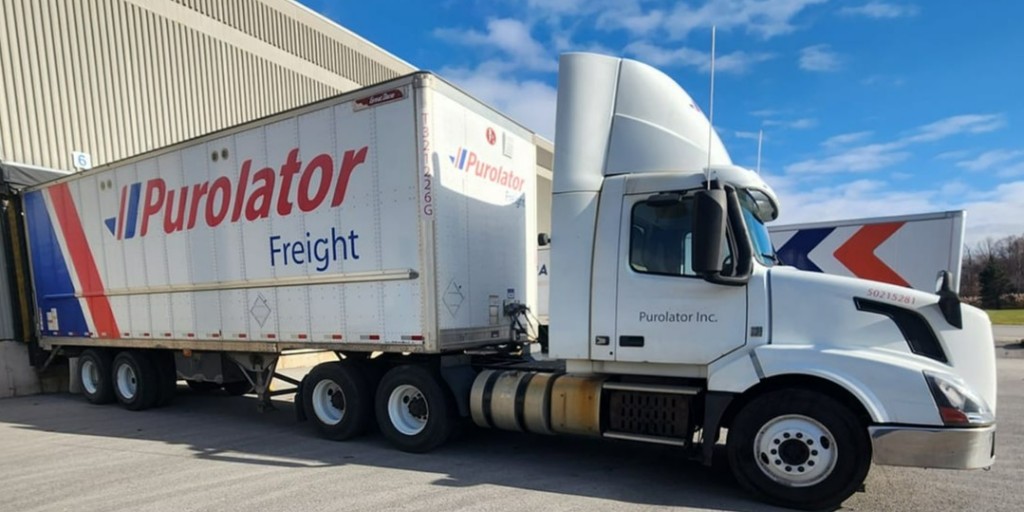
{"left": 16, "top": 54, "right": 995, "bottom": 510}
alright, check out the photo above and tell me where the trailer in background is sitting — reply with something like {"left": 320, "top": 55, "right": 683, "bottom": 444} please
{"left": 770, "top": 210, "right": 966, "bottom": 292}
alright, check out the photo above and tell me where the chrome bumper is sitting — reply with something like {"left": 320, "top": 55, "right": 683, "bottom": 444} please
{"left": 869, "top": 424, "right": 995, "bottom": 469}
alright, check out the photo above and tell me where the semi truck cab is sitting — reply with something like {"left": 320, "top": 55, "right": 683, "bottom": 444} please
{"left": 529, "top": 52, "right": 996, "bottom": 509}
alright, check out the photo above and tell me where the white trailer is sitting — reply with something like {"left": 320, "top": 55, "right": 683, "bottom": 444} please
{"left": 770, "top": 211, "right": 966, "bottom": 292}
{"left": 18, "top": 56, "right": 996, "bottom": 511}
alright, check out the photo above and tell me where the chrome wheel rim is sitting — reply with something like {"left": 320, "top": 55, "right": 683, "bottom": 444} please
{"left": 753, "top": 414, "right": 837, "bottom": 487}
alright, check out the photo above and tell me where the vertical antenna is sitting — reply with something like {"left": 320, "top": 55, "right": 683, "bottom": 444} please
{"left": 756, "top": 129, "right": 763, "bottom": 174}
{"left": 705, "top": 26, "right": 717, "bottom": 189}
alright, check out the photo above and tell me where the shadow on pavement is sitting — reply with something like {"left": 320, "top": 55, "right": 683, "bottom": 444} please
{"left": 0, "top": 387, "right": 788, "bottom": 512}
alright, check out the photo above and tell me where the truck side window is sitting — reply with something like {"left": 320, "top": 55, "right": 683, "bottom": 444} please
{"left": 629, "top": 196, "right": 732, "bottom": 277}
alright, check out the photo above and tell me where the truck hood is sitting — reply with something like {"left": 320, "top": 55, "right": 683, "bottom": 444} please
{"left": 768, "top": 266, "right": 997, "bottom": 413}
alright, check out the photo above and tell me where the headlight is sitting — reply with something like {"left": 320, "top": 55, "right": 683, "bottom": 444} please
{"left": 924, "top": 371, "right": 994, "bottom": 426}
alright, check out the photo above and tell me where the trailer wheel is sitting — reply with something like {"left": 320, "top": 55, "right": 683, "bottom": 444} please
{"left": 78, "top": 349, "right": 115, "bottom": 404}
{"left": 727, "top": 389, "right": 870, "bottom": 511}
{"left": 375, "top": 365, "right": 455, "bottom": 453}
{"left": 303, "top": 362, "right": 372, "bottom": 440}
{"left": 112, "top": 351, "right": 160, "bottom": 411}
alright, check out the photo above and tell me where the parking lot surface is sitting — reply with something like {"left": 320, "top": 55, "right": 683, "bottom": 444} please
{"left": 1, "top": 357, "right": 1021, "bottom": 512}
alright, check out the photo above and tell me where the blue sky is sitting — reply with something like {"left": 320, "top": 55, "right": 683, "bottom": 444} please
{"left": 306, "top": 0, "right": 1023, "bottom": 245}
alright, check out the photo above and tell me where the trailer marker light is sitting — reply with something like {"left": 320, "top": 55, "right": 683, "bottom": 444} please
{"left": 211, "top": 333, "right": 221, "bottom": 338}
{"left": 238, "top": 333, "right": 247, "bottom": 338}
{"left": 297, "top": 333, "right": 308, "bottom": 340}
{"left": 186, "top": 333, "right": 195, "bottom": 338}
{"left": 163, "top": 332, "right": 172, "bottom": 337}
{"left": 401, "top": 335, "right": 424, "bottom": 341}
{"left": 331, "top": 334, "right": 343, "bottom": 340}
{"left": 122, "top": 332, "right": 130, "bottom": 337}
{"left": 266, "top": 333, "right": 277, "bottom": 339}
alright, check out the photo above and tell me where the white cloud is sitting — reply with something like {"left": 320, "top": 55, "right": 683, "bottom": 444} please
{"left": 764, "top": 117, "right": 818, "bottom": 129}
{"left": 861, "top": 74, "right": 906, "bottom": 86}
{"left": 624, "top": 41, "right": 774, "bottom": 74}
{"left": 733, "top": 130, "right": 762, "bottom": 140}
{"left": 799, "top": 44, "right": 841, "bottom": 72}
{"left": 441, "top": 63, "right": 558, "bottom": 139}
{"left": 787, "top": 114, "right": 1007, "bottom": 175}
{"left": 785, "top": 142, "right": 911, "bottom": 174}
{"left": 662, "top": 0, "right": 828, "bottom": 40}
{"left": 840, "top": 2, "right": 920, "bottom": 18}
{"left": 822, "top": 131, "right": 872, "bottom": 148}
{"left": 435, "top": 18, "right": 555, "bottom": 72}
{"left": 955, "top": 149, "right": 1024, "bottom": 172}
{"left": 903, "top": 114, "right": 1005, "bottom": 143}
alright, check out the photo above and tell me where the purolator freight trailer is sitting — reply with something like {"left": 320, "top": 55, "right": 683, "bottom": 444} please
{"left": 23, "top": 74, "right": 537, "bottom": 357}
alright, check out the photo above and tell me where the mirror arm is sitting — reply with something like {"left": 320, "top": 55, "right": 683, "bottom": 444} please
{"left": 701, "top": 186, "right": 753, "bottom": 286}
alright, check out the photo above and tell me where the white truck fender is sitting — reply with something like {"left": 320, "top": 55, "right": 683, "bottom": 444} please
{"left": 709, "top": 345, "right": 944, "bottom": 426}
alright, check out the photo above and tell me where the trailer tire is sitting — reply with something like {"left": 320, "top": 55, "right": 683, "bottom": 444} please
{"left": 112, "top": 351, "right": 160, "bottom": 411}
{"left": 303, "top": 362, "right": 372, "bottom": 440}
{"left": 152, "top": 351, "right": 177, "bottom": 407}
{"left": 375, "top": 365, "right": 455, "bottom": 453}
{"left": 78, "top": 349, "right": 115, "bottom": 404}
{"left": 726, "top": 389, "right": 870, "bottom": 511}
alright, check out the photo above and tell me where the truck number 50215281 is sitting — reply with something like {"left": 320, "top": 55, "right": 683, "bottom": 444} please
{"left": 866, "top": 288, "right": 916, "bottom": 305}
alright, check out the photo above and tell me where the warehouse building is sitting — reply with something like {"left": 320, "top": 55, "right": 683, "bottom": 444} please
{"left": 0, "top": 0, "right": 553, "bottom": 396}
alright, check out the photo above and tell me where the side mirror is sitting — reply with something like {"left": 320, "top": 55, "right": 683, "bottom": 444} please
{"left": 692, "top": 188, "right": 727, "bottom": 275}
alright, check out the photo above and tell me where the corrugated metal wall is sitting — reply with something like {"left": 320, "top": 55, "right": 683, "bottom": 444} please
{"left": 0, "top": 0, "right": 414, "bottom": 171}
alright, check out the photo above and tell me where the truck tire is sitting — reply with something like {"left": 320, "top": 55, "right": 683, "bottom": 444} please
{"left": 303, "top": 362, "right": 372, "bottom": 440}
{"left": 152, "top": 351, "right": 178, "bottom": 407}
{"left": 78, "top": 349, "right": 115, "bottom": 404}
{"left": 375, "top": 365, "right": 455, "bottom": 453}
{"left": 726, "top": 389, "right": 870, "bottom": 511}
{"left": 111, "top": 351, "right": 160, "bottom": 411}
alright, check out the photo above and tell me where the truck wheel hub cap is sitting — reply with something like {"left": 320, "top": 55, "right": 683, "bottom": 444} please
{"left": 389, "top": 384, "right": 428, "bottom": 436}
{"left": 116, "top": 364, "right": 137, "bottom": 400}
{"left": 753, "top": 414, "right": 836, "bottom": 487}
{"left": 81, "top": 360, "right": 100, "bottom": 395}
{"left": 311, "top": 380, "right": 345, "bottom": 425}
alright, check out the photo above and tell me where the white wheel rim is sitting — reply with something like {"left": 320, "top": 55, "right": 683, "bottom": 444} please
{"left": 116, "top": 362, "right": 138, "bottom": 400}
{"left": 81, "top": 359, "right": 100, "bottom": 395}
{"left": 388, "top": 384, "right": 428, "bottom": 436}
{"left": 311, "top": 380, "right": 345, "bottom": 425}
{"left": 753, "top": 414, "right": 837, "bottom": 487}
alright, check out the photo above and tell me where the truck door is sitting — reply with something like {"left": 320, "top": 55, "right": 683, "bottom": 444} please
{"left": 612, "top": 192, "right": 747, "bottom": 364}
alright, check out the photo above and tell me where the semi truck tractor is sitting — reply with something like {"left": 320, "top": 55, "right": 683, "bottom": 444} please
{"left": 15, "top": 53, "right": 995, "bottom": 510}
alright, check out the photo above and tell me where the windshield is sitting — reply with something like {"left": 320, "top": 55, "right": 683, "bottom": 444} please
{"left": 739, "top": 191, "right": 776, "bottom": 266}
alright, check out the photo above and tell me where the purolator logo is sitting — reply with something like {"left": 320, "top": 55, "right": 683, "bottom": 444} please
{"left": 105, "top": 146, "right": 369, "bottom": 239}
{"left": 449, "top": 147, "right": 524, "bottom": 192}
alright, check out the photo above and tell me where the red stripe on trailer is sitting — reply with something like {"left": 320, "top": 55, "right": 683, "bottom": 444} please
{"left": 163, "top": 332, "right": 172, "bottom": 337}
{"left": 266, "top": 333, "right": 277, "bottom": 339}
{"left": 331, "top": 334, "right": 343, "bottom": 340}
{"left": 186, "top": 333, "right": 195, "bottom": 338}
{"left": 238, "top": 333, "right": 247, "bottom": 338}
{"left": 297, "top": 334, "right": 308, "bottom": 340}
{"left": 211, "top": 333, "right": 221, "bottom": 338}
{"left": 48, "top": 184, "right": 121, "bottom": 339}
{"left": 834, "top": 222, "right": 910, "bottom": 288}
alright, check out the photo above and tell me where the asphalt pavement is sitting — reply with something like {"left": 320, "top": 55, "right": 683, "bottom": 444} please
{"left": 1, "top": 355, "right": 1022, "bottom": 511}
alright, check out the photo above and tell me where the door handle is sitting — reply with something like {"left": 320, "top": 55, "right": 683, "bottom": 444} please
{"left": 619, "top": 336, "right": 644, "bottom": 347}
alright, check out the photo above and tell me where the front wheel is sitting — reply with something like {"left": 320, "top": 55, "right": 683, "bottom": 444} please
{"left": 375, "top": 365, "right": 455, "bottom": 453}
{"left": 727, "top": 389, "right": 870, "bottom": 511}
